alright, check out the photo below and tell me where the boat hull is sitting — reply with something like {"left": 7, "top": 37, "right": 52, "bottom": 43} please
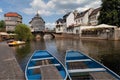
{"left": 25, "top": 50, "right": 67, "bottom": 80}
{"left": 65, "top": 50, "right": 120, "bottom": 80}
{"left": 8, "top": 41, "right": 25, "bottom": 46}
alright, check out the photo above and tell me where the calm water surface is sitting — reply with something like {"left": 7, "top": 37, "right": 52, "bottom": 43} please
{"left": 12, "top": 38, "right": 120, "bottom": 76}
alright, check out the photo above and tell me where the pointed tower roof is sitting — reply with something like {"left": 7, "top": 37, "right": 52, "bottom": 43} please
{"left": 35, "top": 11, "right": 40, "bottom": 17}
{"left": 29, "top": 12, "right": 45, "bottom": 23}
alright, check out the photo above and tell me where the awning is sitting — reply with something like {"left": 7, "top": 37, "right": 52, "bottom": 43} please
{"left": 0, "top": 32, "right": 9, "bottom": 36}
{"left": 0, "top": 32, "right": 16, "bottom": 36}
{"left": 80, "top": 24, "right": 117, "bottom": 31}
{"left": 96, "top": 24, "right": 117, "bottom": 28}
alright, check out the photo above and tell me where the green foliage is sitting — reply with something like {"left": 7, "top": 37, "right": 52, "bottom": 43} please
{"left": 15, "top": 24, "right": 33, "bottom": 41}
{"left": 98, "top": 0, "right": 120, "bottom": 27}
{"left": 0, "top": 20, "right": 5, "bottom": 28}
{"left": 0, "top": 20, "right": 5, "bottom": 31}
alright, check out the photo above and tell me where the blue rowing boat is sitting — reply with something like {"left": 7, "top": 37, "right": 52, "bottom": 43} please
{"left": 25, "top": 50, "right": 67, "bottom": 80}
{"left": 65, "top": 50, "right": 120, "bottom": 80}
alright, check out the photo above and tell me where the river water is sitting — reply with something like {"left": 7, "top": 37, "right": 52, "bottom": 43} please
{"left": 12, "top": 38, "right": 120, "bottom": 76}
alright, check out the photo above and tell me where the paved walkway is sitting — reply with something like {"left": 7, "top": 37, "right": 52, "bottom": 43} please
{"left": 0, "top": 42, "right": 25, "bottom": 80}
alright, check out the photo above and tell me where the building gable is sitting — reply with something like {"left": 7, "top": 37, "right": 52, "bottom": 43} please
{"left": 89, "top": 7, "right": 101, "bottom": 18}
{"left": 29, "top": 13, "right": 45, "bottom": 32}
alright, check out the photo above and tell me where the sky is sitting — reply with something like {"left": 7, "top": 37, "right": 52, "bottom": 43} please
{"left": 0, "top": 0, "right": 102, "bottom": 29}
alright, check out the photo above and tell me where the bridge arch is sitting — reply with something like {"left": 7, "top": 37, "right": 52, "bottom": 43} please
{"left": 32, "top": 31, "right": 55, "bottom": 39}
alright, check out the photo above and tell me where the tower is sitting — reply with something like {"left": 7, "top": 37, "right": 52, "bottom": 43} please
{"left": 29, "top": 12, "right": 45, "bottom": 32}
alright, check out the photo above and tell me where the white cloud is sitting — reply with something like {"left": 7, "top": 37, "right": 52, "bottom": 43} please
{"left": 77, "top": 0, "right": 101, "bottom": 12}
{"left": 30, "top": 0, "right": 47, "bottom": 9}
{"left": 23, "top": 8, "right": 35, "bottom": 14}
{"left": 0, "top": 8, "right": 3, "bottom": 19}
{"left": 38, "top": 10, "right": 53, "bottom": 16}
{"left": 45, "top": 22, "right": 56, "bottom": 29}
{"left": 23, "top": 0, "right": 101, "bottom": 16}
{"left": 0, "top": 8, "right": 3, "bottom": 13}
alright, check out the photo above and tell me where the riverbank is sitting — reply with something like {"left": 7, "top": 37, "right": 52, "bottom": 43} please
{"left": 0, "top": 42, "right": 25, "bottom": 80}
{"left": 54, "top": 33, "right": 80, "bottom": 39}
{"left": 54, "top": 33, "right": 115, "bottom": 40}
{"left": 54, "top": 33, "right": 104, "bottom": 40}
{"left": 54, "top": 29, "right": 120, "bottom": 40}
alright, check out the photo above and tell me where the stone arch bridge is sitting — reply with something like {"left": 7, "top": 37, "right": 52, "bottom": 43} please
{"left": 32, "top": 31, "right": 56, "bottom": 39}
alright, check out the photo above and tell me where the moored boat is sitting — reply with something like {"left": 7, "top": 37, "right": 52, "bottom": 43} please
{"left": 25, "top": 50, "right": 67, "bottom": 80}
{"left": 8, "top": 41, "right": 25, "bottom": 46}
{"left": 65, "top": 50, "right": 120, "bottom": 80}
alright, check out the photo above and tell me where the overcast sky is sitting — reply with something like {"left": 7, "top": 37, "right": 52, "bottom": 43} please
{"left": 0, "top": 0, "right": 102, "bottom": 29}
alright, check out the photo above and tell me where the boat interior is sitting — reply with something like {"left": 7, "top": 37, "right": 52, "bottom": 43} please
{"left": 66, "top": 51, "right": 118, "bottom": 80}
{"left": 26, "top": 51, "right": 67, "bottom": 80}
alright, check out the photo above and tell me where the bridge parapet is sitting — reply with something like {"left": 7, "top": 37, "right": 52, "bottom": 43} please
{"left": 32, "top": 31, "right": 55, "bottom": 39}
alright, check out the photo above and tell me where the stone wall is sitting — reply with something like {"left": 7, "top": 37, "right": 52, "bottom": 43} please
{"left": 54, "top": 33, "right": 80, "bottom": 39}
{"left": 0, "top": 36, "right": 1, "bottom": 41}
{"left": 54, "top": 28, "right": 120, "bottom": 40}
{"left": 114, "top": 28, "right": 120, "bottom": 40}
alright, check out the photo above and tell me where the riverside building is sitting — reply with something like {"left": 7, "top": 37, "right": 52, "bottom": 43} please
{"left": 4, "top": 12, "right": 22, "bottom": 31}
{"left": 29, "top": 13, "right": 45, "bottom": 32}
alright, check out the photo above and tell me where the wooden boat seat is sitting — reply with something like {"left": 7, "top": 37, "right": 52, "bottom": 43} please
{"left": 90, "top": 72, "right": 116, "bottom": 80}
{"left": 40, "top": 65, "right": 63, "bottom": 80}
{"left": 66, "top": 59, "right": 91, "bottom": 63}
{"left": 31, "top": 57, "right": 54, "bottom": 61}
{"left": 28, "top": 64, "right": 60, "bottom": 70}
{"left": 68, "top": 62, "right": 88, "bottom": 69}
{"left": 68, "top": 68, "right": 106, "bottom": 73}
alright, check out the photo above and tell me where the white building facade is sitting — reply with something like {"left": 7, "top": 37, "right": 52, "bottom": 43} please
{"left": 89, "top": 7, "right": 101, "bottom": 26}
{"left": 75, "top": 8, "right": 93, "bottom": 26}
{"left": 29, "top": 13, "right": 45, "bottom": 32}
{"left": 55, "top": 7, "right": 101, "bottom": 35}
{"left": 4, "top": 12, "right": 22, "bottom": 31}
{"left": 56, "top": 12, "right": 75, "bottom": 34}
{"left": 55, "top": 18, "right": 66, "bottom": 33}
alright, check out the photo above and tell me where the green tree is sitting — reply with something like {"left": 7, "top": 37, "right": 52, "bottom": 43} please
{"left": 98, "top": 0, "right": 120, "bottom": 27}
{"left": 0, "top": 20, "right": 5, "bottom": 28}
{"left": 15, "top": 24, "right": 33, "bottom": 41}
{"left": 0, "top": 20, "right": 5, "bottom": 31}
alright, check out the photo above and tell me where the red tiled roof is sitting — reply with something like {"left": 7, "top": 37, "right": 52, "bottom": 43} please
{"left": 4, "top": 12, "right": 21, "bottom": 17}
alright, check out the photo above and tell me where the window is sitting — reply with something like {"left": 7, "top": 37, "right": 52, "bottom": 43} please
{"left": 76, "top": 30, "right": 79, "bottom": 34}
{"left": 7, "top": 17, "right": 9, "bottom": 20}
{"left": 58, "top": 27, "right": 60, "bottom": 31}
{"left": 75, "top": 20, "right": 77, "bottom": 23}
{"left": 78, "top": 19, "right": 80, "bottom": 23}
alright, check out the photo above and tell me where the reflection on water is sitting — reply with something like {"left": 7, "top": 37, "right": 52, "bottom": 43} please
{"left": 13, "top": 38, "right": 120, "bottom": 75}
{"left": 15, "top": 43, "right": 31, "bottom": 61}
{"left": 13, "top": 43, "right": 31, "bottom": 71}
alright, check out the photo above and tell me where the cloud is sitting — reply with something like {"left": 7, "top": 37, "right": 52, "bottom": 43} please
{"left": 23, "top": 8, "right": 35, "bottom": 14}
{"left": 76, "top": 0, "right": 102, "bottom": 12}
{"left": 0, "top": 8, "right": 3, "bottom": 19}
{"left": 0, "top": 8, "right": 3, "bottom": 13}
{"left": 30, "top": 0, "right": 47, "bottom": 9}
{"left": 45, "top": 22, "right": 56, "bottom": 29}
{"left": 23, "top": 0, "right": 101, "bottom": 16}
